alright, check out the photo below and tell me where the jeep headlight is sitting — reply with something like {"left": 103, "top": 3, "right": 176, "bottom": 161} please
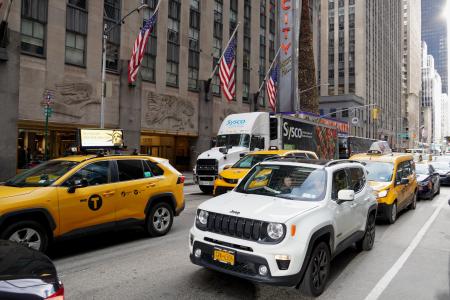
{"left": 196, "top": 210, "right": 209, "bottom": 229}
{"left": 377, "top": 189, "right": 389, "bottom": 198}
{"left": 267, "top": 223, "right": 284, "bottom": 240}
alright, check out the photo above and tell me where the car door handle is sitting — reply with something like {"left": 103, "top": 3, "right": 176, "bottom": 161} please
{"left": 102, "top": 191, "right": 116, "bottom": 197}
{"left": 350, "top": 203, "right": 357, "bottom": 208}
{"left": 146, "top": 183, "right": 156, "bottom": 188}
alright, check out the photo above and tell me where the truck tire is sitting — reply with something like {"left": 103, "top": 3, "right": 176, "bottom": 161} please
{"left": 199, "top": 185, "right": 214, "bottom": 194}
{"left": 299, "top": 242, "right": 330, "bottom": 297}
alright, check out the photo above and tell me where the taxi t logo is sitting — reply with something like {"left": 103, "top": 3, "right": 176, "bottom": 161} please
{"left": 88, "top": 194, "right": 103, "bottom": 211}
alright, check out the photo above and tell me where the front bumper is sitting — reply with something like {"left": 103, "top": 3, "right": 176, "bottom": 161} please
{"left": 190, "top": 241, "right": 301, "bottom": 286}
{"left": 418, "top": 184, "right": 433, "bottom": 198}
{"left": 189, "top": 226, "right": 307, "bottom": 287}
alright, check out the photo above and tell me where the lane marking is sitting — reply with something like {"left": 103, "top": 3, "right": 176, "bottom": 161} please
{"left": 364, "top": 196, "right": 447, "bottom": 300}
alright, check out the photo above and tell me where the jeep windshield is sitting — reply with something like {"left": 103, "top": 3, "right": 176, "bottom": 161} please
{"left": 232, "top": 154, "right": 274, "bottom": 169}
{"left": 364, "top": 161, "right": 394, "bottom": 182}
{"left": 4, "top": 160, "right": 79, "bottom": 187}
{"left": 216, "top": 134, "right": 250, "bottom": 148}
{"left": 235, "top": 164, "right": 327, "bottom": 201}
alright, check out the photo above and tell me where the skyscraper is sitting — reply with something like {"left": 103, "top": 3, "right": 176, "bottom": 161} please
{"left": 421, "top": 0, "right": 448, "bottom": 93}
{"left": 314, "top": 0, "right": 403, "bottom": 145}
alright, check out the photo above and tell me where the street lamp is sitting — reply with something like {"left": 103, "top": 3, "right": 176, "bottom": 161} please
{"left": 100, "top": 3, "right": 150, "bottom": 129}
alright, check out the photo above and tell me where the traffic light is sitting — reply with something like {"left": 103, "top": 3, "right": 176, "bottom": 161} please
{"left": 371, "top": 107, "right": 380, "bottom": 120}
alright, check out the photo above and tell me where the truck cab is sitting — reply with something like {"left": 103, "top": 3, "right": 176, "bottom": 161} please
{"left": 194, "top": 112, "right": 270, "bottom": 194}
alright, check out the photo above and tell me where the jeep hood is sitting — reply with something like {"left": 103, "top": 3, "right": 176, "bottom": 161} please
{"left": 199, "top": 192, "right": 320, "bottom": 223}
{"left": 0, "top": 186, "right": 38, "bottom": 199}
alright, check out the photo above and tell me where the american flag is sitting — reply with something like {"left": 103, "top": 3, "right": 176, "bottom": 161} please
{"left": 219, "top": 37, "right": 237, "bottom": 101}
{"left": 267, "top": 65, "right": 278, "bottom": 111}
{"left": 128, "top": 12, "right": 158, "bottom": 84}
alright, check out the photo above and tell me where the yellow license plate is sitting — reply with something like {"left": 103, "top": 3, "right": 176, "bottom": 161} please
{"left": 213, "top": 248, "right": 235, "bottom": 265}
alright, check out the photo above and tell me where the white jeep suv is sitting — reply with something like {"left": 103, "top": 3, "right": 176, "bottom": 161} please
{"left": 189, "top": 159, "right": 377, "bottom": 297}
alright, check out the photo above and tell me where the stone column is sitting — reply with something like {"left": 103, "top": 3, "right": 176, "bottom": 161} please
{"left": 0, "top": 29, "right": 20, "bottom": 180}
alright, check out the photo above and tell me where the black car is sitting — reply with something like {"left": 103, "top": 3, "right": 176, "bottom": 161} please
{"left": 415, "top": 163, "right": 440, "bottom": 199}
{"left": 0, "top": 240, "right": 63, "bottom": 300}
{"left": 430, "top": 161, "right": 450, "bottom": 185}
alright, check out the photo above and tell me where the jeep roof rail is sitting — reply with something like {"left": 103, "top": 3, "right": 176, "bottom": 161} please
{"left": 324, "top": 160, "right": 362, "bottom": 167}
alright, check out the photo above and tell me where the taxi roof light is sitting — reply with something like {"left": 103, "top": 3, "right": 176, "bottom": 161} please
{"left": 368, "top": 141, "right": 392, "bottom": 155}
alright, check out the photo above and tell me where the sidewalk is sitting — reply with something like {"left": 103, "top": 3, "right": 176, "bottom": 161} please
{"left": 182, "top": 171, "right": 194, "bottom": 186}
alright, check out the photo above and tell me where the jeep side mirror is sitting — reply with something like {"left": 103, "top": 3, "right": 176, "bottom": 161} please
{"left": 400, "top": 178, "right": 409, "bottom": 185}
{"left": 67, "top": 178, "right": 88, "bottom": 194}
{"left": 337, "top": 189, "right": 355, "bottom": 203}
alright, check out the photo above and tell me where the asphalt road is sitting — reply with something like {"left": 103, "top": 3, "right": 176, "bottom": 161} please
{"left": 52, "top": 185, "right": 450, "bottom": 300}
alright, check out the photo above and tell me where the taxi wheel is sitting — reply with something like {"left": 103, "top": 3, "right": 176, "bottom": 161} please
{"left": 385, "top": 202, "right": 397, "bottom": 224}
{"left": 145, "top": 202, "right": 174, "bottom": 237}
{"left": 1, "top": 220, "right": 49, "bottom": 252}
{"left": 199, "top": 186, "right": 214, "bottom": 194}
{"left": 409, "top": 193, "right": 417, "bottom": 210}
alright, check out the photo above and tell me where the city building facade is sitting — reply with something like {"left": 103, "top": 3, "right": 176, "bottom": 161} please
{"left": 314, "top": 0, "right": 403, "bottom": 146}
{"left": 421, "top": 42, "right": 443, "bottom": 146}
{"left": 421, "top": 0, "right": 448, "bottom": 94}
{"left": 0, "top": 0, "right": 277, "bottom": 179}
{"left": 401, "top": 0, "right": 421, "bottom": 149}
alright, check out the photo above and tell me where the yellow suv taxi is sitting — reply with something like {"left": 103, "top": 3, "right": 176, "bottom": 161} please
{"left": 0, "top": 155, "right": 185, "bottom": 252}
{"left": 350, "top": 150, "right": 417, "bottom": 224}
{"left": 213, "top": 149, "right": 318, "bottom": 195}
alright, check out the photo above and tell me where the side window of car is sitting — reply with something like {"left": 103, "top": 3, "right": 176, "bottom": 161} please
{"left": 395, "top": 162, "right": 405, "bottom": 184}
{"left": 404, "top": 161, "right": 412, "bottom": 176}
{"left": 332, "top": 169, "right": 350, "bottom": 200}
{"left": 143, "top": 160, "right": 164, "bottom": 177}
{"left": 349, "top": 167, "right": 365, "bottom": 193}
{"left": 117, "top": 160, "right": 144, "bottom": 181}
{"left": 65, "top": 161, "right": 110, "bottom": 186}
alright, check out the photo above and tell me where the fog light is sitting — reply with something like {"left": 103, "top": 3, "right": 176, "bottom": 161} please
{"left": 194, "top": 248, "right": 202, "bottom": 258}
{"left": 258, "top": 265, "right": 268, "bottom": 276}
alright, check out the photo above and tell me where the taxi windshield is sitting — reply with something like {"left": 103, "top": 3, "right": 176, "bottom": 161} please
{"left": 4, "top": 161, "right": 79, "bottom": 187}
{"left": 232, "top": 154, "right": 274, "bottom": 169}
{"left": 364, "top": 162, "right": 394, "bottom": 182}
{"left": 235, "top": 165, "right": 326, "bottom": 201}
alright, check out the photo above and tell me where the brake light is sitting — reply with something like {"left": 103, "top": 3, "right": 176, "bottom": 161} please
{"left": 177, "top": 176, "right": 185, "bottom": 184}
{"left": 46, "top": 285, "right": 64, "bottom": 300}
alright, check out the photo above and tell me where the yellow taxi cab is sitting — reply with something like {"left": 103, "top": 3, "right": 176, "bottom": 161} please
{"left": 0, "top": 154, "right": 185, "bottom": 252}
{"left": 350, "top": 142, "right": 417, "bottom": 224}
{"left": 213, "top": 149, "right": 318, "bottom": 196}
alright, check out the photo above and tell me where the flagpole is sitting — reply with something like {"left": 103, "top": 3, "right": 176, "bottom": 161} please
{"left": 209, "top": 22, "right": 241, "bottom": 80}
{"left": 100, "top": 2, "right": 152, "bottom": 128}
{"left": 256, "top": 47, "right": 281, "bottom": 94}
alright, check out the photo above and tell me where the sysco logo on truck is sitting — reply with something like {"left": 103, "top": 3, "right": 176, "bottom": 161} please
{"left": 226, "top": 119, "right": 247, "bottom": 127}
{"left": 283, "top": 122, "right": 303, "bottom": 140}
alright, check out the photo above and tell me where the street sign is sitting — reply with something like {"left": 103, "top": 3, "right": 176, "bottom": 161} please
{"left": 351, "top": 117, "right": 359, "bottom": 125}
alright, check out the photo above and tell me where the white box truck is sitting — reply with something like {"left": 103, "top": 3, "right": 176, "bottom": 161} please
{"left": 193, "top": 112, "right": 338, "bottom": 193}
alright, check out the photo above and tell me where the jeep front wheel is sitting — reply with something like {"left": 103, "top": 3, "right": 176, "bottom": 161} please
{"left": 1, "top": 220, "right": 49, "bottom": 252}
{"left": 299, "top": 242, "right": 331, "bottom": 297}
{"left": 146, "top": 202, "right": 174, "bottom": 237}
{"left": 356, "top": 213, "right": 376, "bottom": 251}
